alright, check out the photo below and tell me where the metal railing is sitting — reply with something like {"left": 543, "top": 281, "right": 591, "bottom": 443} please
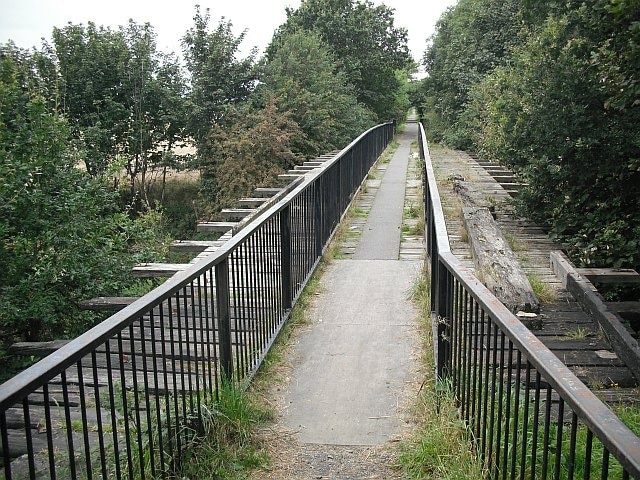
{"left": 419, "top": 122, "right": 640, "bottom": 479}
{"left": 0, "top": 121, "right": 394, "bottom": 479}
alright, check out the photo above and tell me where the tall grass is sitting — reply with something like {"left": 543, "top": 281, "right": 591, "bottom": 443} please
{"left": 398, "top": 272, "right": 486, "bottom": 479}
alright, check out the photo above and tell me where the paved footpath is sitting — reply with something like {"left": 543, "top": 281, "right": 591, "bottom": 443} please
{"left": 258, "top": 121, "right": 423, "bottom": 478}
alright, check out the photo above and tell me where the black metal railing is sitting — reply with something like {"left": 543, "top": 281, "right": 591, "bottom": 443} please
{"left": 0, "top": 121, "right": 394, "bottom": 479}
{"left": 419, "top": 122, "right": 640, "bottom": 479}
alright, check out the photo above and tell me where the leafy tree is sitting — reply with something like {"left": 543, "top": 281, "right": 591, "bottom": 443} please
{"left": 52, "top": 22, "right": 130, "bottom": 175}
{"left": 0, "top": 45, "right": 141, "bottom": 343}
{"left": 466, "top": 1, "right": 640, "bottom": 268}
{"left": 422, "top": 0, "right": 522, "bottom": 147}
{"left": 182, "top": 7, "right": 257, "bottom": 149}
{"left": 199, "top": 100, "right": 305, "bottom": 209}
{"left": 269, "top": 0, "right": 413, "bottom": 121}
{"left": 53, "top": 21, "right": 189, "bottom": 203}
{"left": 260, "top": 30, "right": 375, "bottom": 157}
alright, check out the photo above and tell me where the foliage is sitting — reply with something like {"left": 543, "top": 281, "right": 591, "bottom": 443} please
{"left": 421, "top": 0, "right": 522, "bottom": 147}
{"left": 268, "top": 0, "right": 413, "bottom": 121}
{"left": 399, "top": 275, "right": 486, "bottom": 479}
{"left": 0, "top": 46, "right": 118, "bottom": 342}
{"left": 199, "top": 100, "right": 305, "bottom": 209}
{"left": 52, "top": 20, "right": 190, "bottom": 203}
{"left": 260, "top": 30, "right": 375, "bottom": 157}
{"left": 179, "top": 381, "right": 270, "bottom": 479}
{"left": 467, "top": 2, "right": 640, "bottom": 269}
{"left": 424, "top": 0, "right": 640, "bottom": 270}
{"left": 182, "top": 6, "right": 257, "bottom": 149}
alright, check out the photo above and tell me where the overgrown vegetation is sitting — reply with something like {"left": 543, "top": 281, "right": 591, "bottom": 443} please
{"left": 418, "top": 0, "right": 640, "bottom": 271}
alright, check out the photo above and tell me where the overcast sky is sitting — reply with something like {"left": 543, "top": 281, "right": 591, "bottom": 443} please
{"left": 0, "top": 0, "right": 457, "bottom": 67}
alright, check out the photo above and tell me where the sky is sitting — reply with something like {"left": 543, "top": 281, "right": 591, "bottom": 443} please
{"left": 0, "top": 0, "right": 457, "bottom": 68}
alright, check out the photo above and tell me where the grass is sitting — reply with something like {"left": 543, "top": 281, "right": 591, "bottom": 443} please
{"left": 179, "top": 382, "right": 271, "bottom": 479}
{"left": 527, "top": 273, "right": 558, "bottom": 303}
{"left": 567, "top": 326, "right": 589, "bottom": 340}
{"left": 398, "top": 270, "right": 486, "bottom": 479}
{"left": 502, "top": 230, "right": 523, "bottom": 253}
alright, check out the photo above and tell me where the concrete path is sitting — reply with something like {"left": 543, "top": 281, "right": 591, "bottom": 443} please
{"left": 353, "top": 125, "right": 413, "bottom": 260}
{"left": 281, "top": 121, "right": 421, "bottom": 447}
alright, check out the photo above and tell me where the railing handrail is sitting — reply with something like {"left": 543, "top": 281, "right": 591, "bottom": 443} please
{"left": 419, "top": 128, "right": 451, "bottom": 255}
{"left": 0, "top": 122, "right": 393, "bottom": 411}
{"left": 418, "top": 121, "right": 640, "bottom": 476}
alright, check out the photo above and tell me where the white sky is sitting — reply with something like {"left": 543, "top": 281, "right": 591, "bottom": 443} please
{"left": 0, "top": 1, "right": 457, "bottom": 67}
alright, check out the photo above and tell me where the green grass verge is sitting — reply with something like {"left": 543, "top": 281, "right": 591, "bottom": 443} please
{"left": 398, "top": 272, "right": 486, "bottom": 479}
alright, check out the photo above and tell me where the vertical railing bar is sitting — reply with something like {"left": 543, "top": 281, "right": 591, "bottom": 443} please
{"left": 270, "top": 217, "right": 279, "bottom": 341}
{"left": 502, "top": 340, "right": 514, "bottom": 480}
{"left": 481, "top": 315, "right": 492, "bottom": 460}
{"left": 42, "top": 383, "right": 56, "bottom": 479}
{"left": 510, "top": 349, "right": 522, "bottom": 479}
{"left": 460, "top": 288, "right": 468, "bottom": 418}
{"left": 0, "top": 410, "right": 11, "bottom": 479}
{"left": 175, "top": 290, "right": 188, "bottom": 433}
{"left": 167, "top": 296, "right": 182, "bottom": 464}
{"left": 241, "top": 241, "right": 254, "bottom": 370}
{"left": 471, "top": 300, "right": 480, "bottom": 443}
{"left": 241, "top": 241, "right": 255, "bottom": 369}
{"left": 249, "top": 234, "right": 261, "bottom": 369}
{"left": 21, "top": 397, "right": 35, "bottom": 479}
{"left": 156, "top": 305, "right": 173, "bottom": 473}
{"left": 231, "top": 249, "right": 244, "bottom": 378}
{"left": 200, "top": 271, "right": 211, "bottom": 399}
{"left": 104, "top": 340, "right": 121, "bottom": 478}
{"left": 116, "top": 332, "right": 134, "bottom": 479}
{"left": 584, "top": 430, "right": 593, "bottom": 480}
{"left": 91, "top": 351, "right": 108, "bottom": 480}
{"left": 494, "top": 332, "right": 506, "bottom": 479}
{"left": 60, "top": 370, "right": 77, "bottom": 479}
{"left": 465, "top": 291, "right": 473, "bottom": 424}
{"left": 127, "top": 323, "right": 146, "bottom": 479}
{"left": 142, "top": 310, "right": 160, "bottom": 478}
{"left": 600, "top": 448, "right": 610, "bottom": 480}
{"left": 193, "top": 277, "right": 204, "bottom": 422}
{"left": 205, "top": 268, "right": 218, "bottom": 402}
{"left": 568, "top": 412, "right": 579, "bottom": 480}
{"left": 451, "top": 281, "right": 458, "bottom": 394}
{"left": 76, "top": 361, "right": 92, "bottom": 480}
{"left": 520, "top": 361, "right": 532, "bottom": 480}
{"left": 541, "top": 385, "right": 553, "bottom": 479}
{"left": 181, "top": 285, "right": 195, "bottom": 415}
{"left": 554, "top": 398, "right": 565, "bottom": 479}
{"left": 215, "top": 259, "right": 233, "bottom": 382}
{"left": 488, "top": 319, "right": 499, "bottom": 471}
{"left": 531, "top": 371, "right": 542, "bottom": 480}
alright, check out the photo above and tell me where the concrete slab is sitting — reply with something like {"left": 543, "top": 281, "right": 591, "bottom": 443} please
{"left": 282, "top": 260, "right": 421, "bottom": 445}
{"left": 353, "top": 122, "right": 418, "bottom": 260}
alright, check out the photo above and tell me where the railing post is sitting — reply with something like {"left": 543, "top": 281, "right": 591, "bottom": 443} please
{"left": 280, "top": 206, "right": 293, "bottom": 311}
{"left": 215, "top": 259, "right": 233, "bottom": 381}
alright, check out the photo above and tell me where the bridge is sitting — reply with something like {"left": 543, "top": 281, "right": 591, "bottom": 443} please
{"left": 1, "top": 117, "right": 640, "bottom": 478}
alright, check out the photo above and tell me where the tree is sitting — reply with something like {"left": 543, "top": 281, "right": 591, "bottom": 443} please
{"left": 422, "top": 0, "right": 522, "bottom": 147}
{"left": 269, "top": 0, "right": 413, "bottom": 121}
{"left": 260, "top": 30, "right": 375, "bottom": 157}
{"left": 199, "top": 101, "right": 306, "bottom": 209}
{"left": 466, "top": 1, "right": 640, "bottom": 268}
{"left": 0, "top": 45, "right": 139, "bottom": 343}
{"left": 53, "top": 21, "right": 189, "bottom": 203}
{"left": 53, "top": 22, "right": 130, "bottom": 175}
{"left": 182, "top": 7, "right": 257, "bottom": 149}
